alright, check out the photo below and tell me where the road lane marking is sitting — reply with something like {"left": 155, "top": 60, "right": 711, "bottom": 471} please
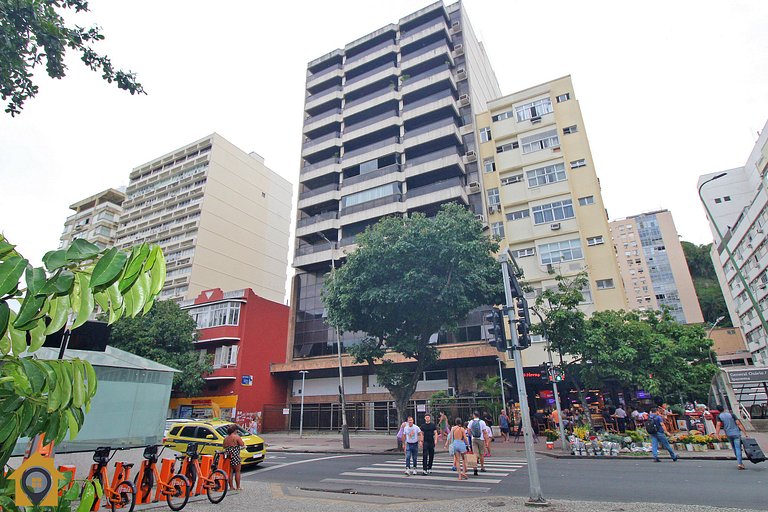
{"left": 339, "top": 471, "right": 502, "bottom": 483}
{"left": 368, "top": 464, "right": 513, "bottom": 475}
{"left": 355, "top": 466, "right": 512, "bottom": 476}
{"left": 321, "top": 478, "right": 490, "bottom": 492}
{"left": 251, "top": 454, "right": 365, "bottom": 474}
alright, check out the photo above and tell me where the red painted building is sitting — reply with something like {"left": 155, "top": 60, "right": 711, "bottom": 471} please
{"left": 170, "top": 288, "right": 289, "bottom": 429}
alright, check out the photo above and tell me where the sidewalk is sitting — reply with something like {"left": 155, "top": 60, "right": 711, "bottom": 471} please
{"left": 261, "top": 430, "right": 768, "bottom": 460}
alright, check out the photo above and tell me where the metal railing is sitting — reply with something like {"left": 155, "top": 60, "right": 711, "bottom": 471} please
{"left": 345, "top": 39, "right": 396, "bottom": 66}
{"left": 345, "top": 62, "right": 397, "bottom": 88}
{"left": 341, "top": 193, "right": 403, "bottom": 216}
{"left": 344, "top": 110, "right": 399, "bottom": 133}
{"left": 407, "top": 177, "right": 463, "bottom": 198}
{"left": 343, "top": 163, "right": 401, "bottom": 187}
{"left": 302, "top": 156, "right": 340, "bottom": 173}
{"left": 306, "top": 63, "right": 342, "bottom": 83}
{"left": 403, "top": 117, "right": 457, "bottom": 140}
{"left": 342, "top": 136, "right": 400, "bottom": 160}
{"left": 296, "top": 210, "right": 338, "bottom": 228}
{"left": 296, "top": 242, "right": 336, "bottom": 256}
{"left": 404, "top": 147, "right": 462, "bottom": 168}
{"left": 299, "top": 182, "right": 339, "bottom": 200}
{"left": 304, "top": 108, "right": 342, "bottom": 126}
{"left": 402, "top": 89, "right": 455, "bottom": 113}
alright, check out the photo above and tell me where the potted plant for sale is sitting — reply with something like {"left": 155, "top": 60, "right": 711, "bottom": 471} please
{"left": 544, "top": 429, "right": 559, "bottom": 449}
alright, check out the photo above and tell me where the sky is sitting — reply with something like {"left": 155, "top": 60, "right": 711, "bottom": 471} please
{"left": 1, "top": 0, "right": 767, "bottom": 266}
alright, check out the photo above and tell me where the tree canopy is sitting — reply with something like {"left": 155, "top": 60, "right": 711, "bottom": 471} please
{"left": 0, "top": 0, "right": 145, "bottom": 116}
{"left": 107, "top": 299, "right": 212, "bottom": 396}
{"left": 681, "top": 241, "right": 732, "bottom": 327}
{"left": 323, "top": 203, "right": 502, "bottom": 423}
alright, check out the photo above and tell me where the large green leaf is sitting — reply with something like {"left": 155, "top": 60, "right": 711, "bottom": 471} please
{"left": 13, "top": 292, "right": 45, "bottom": 328}
{"left": 128, "top": 272, "right": 151, "bottom": 317}
{"left": 8, "top": 311, "right": 27, "bottom": 355}
{"left": 149, "top": 249, "right": 166, "bottom": 296}
{"left": 44, "top": 294, "right": 70, "bottom": 335}
{"left": 72, "top": 360, "right": 85, "bottom": 408}
{"left": 65, "top": 408, "right": 79, "bottom": 440}
{"left": 0, "top": 300, "right": 9, "bottom": 338}
{"left": 28, "top": 317, "right": 47, "bottom": 352}
{"left": 90, "top": 247, "right": 128, "bottom": 289}
{"left": 0, "top": 256, "right": 27, "bottom": 296}
{"left": 25, "top": 265, "right": 47, "bottom": 295}
{"left": 40, "top": 270, "right": 75, "bottom": 296}
{"left": 42, "top": 249, "right": 68, "bottom": 271}
{"left": 0, "top": 240, "right": 16, "bottom": 259}
{"left": 71, "top": 273, "right": 94, "bottom": 330}
{"left": 0, "top": 325, "right": 10, "bottom": 355}
{"left": 65, "top": 239, "right": 100, "bottom": 261}
{"left": 20, "top": 358, "right": 46, "bottom": 394}
{"left": 143, "top": 245, "right": 160, "bottom": 272}
{"left": 84, "top": 360, "right": 98, "bottom": 397}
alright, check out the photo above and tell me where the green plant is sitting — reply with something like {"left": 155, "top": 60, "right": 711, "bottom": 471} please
{"left": 544, "top": 429, "right": 559, "bottom": 442}
{"left": 428, "top": 390, "right": 455, "bottom": 414}
{"left": 573, "top": 426, "right": 590, "bottom": 441}
{"left": 624, "top": 429, "right": 648, "bottom": 443}
{"left": 0, "top": 235, "right": 165, "bottom": 503}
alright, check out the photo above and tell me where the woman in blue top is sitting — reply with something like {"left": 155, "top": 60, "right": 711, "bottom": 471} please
{"left": 498, "top": 409, "right": 510, "bottom": 442}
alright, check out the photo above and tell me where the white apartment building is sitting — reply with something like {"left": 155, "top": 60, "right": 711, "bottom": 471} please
{"left": 698, "top": 120, "right": 768, "bottom": 366}
{"left": 115, "top": 133, "right": 292, "bottom": 303}
{"left": 60, "top": 188, "right": 125, "bottom": 249}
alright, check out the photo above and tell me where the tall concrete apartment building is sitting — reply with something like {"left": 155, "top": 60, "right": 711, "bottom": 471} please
{"left": 59, "top": 188, "right": 125, "bottom": 249}
{"left": 698, "top": 119, "right": 768, "bottom": 366}
{"left": 476, "top": 76, "right": 626, "bottom": 364}
{"left": 609, "top": 210, "right": 703, "bottom": 324}
{"left": 115, "top": 133, "right": 292, "bottom": 303}
{"left": 278, "top": 2, "right": 506, "bottom": 425}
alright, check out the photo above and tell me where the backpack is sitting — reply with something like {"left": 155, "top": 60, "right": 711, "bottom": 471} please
{"left": 645, "top": 415, "right": 659, "bottom": 435}
{"left": 470, "top": 419, "right": 483, "bottom": 438}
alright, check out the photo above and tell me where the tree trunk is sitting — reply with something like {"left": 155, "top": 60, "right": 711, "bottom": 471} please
{"left": 394, "top": 395, "right": 409, "bottom": 450}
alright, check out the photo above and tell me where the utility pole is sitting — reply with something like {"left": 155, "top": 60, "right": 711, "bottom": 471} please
{"left": 499, "top": 252, "right": 548, "bottom": 506}
{"left": 318, "top": 232, "right": 351, "bottom": 449}
{"left": 497, "top": 357, "right": 507, "bottom": 413}
{"left": 299, "top": 370, "right": 308, "bottom": 438}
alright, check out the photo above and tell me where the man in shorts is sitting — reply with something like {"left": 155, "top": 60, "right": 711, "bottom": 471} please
{"left": 468, "top": 411, "right": 487, "bottom": 475}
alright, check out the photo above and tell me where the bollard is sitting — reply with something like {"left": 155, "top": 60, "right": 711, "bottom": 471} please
{"left": 155, "top": 459, "right": 176, "bottom": 502}
{"left": 195, "top": 455, "right": 213, "bottom": 496}
{"left": 218, "top": 456, "right": 231, "bottom": 479}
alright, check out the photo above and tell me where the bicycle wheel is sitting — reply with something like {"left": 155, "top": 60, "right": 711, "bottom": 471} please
{"left": 184, "top": 464, "right": 197, "bottom": 494}
{"left": 164, "top": 474, "right": 190, "bottom": 511}
{"left": 133, "top": 470, "right": 154, "bottom": 502}
{"left": 205, "top": 469, "right": 228, "bottom": 504}
{"left": 109, "top": 479, "right": 136, "bottom": 512}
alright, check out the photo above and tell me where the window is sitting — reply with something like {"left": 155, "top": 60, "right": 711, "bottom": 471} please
{"left": 521, "top": 130, "right": 559, "bottom": 154}
{"left": 487, "top": 188, "right": 500, "bottom": 206}
{"left": 556, "top": 93, "right": 570, "bottom": 103}
{"left": 491, "top": 222, "right": 505, "bottom": 238}
{"left": 188, "top": 301, "right": 241, "bottom": 329}
{"left": 715, "top": 198, "right": 722, "bottom": 204}
{"left": 179, "top": 426, "right": 198, "bottom": 438}
{"left": 596, "top": 279, "right": 615, "bottom": 289}
{"left": 539, "top": 239, "right": 583, "bottom": 264}
{"left": 514, "top": 247, "right": 536, "bottom": 258}
{"left": 563, "top": 125, "right": 578, "bottom": 135}
{"left": 479, "top": 127, "right": 492, "bottom": 142}
{"left": 515, "top": 98, "right": 553, "bottom": 122}
{"left": 423, "top": 370, "right": 449, "bottom": 381}
{"left": 578, "top": 195, "right": 595, "bottom": 206}
{"left": 492, "top": 110, "right": 514, "bottom": 122}
{"left": 506, "top": 209, "right": 530, "bottom": 221}
{"left": 580, "top": 285, "right": 593, "bottom": 304}
{"left": 342, "top": 182, "right": 400, "bottom": 208}
{"left": 570, "top": 159, "right": 586, "bottom": 169}
{"left": 501, "top": 174, "right": 524, "bottom": 186}
{"left": 496, "top": 141, "right": 519, "bottom": 153}
{"left": 532, "top": 199, "right": 574, "bottom": 224}
{"left": 587, "top": 235, "right": 604, "bottom": 246}
{"left": 526, "top": 163, "right": 566, "bottom": 188}
{"left": 483, "top": 158, "right": 496, "bottom": 173}
{"left": 214, "top": 345, "right": 238, "bottom": 368}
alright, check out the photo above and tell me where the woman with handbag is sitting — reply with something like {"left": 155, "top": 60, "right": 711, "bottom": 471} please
{"left": 445, "top": 417, "right": 468, "bottom": 480}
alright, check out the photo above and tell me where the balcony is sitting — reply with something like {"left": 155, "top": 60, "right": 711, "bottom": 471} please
{"left": 400, "top": 64, "right": 455, "bottom": 96}
{"left": 344, "top": 163, "right": 402, "bottom": 187}
{"left": 406, "top": 177, "right": 467, "bottom": 208}
{"left": 297, "top": 184, "right": 340, "bottom": 209}
{"left": 306, "top": 63, "right": 343, "bottom": 89}
{"left": 295, "top": 211, "right": 339, "bottom": 237}
{"left": 305, "top": 86, "right": 343, "bottom": 111}
{"left": 301, "top": 131, "right": 342, "bottom": 158}
{"left": 400, "top": 19, "right": 449, "bottom": 49}
{"left": 304, "top": 109, "right": 343, "bottom": 133}
{"left": 403, "top": 119, "right": 460, "bottom": 149}
{"left": 342, "top": 136, "right": 402, "bottom": 165}
{"left": 401, "top": 40, "right": 453, "bottom": 70}
{"left": 344, "top": 89, "right": 399, "bottom": 117}
{"left": 205, "top": 366, "right": 238, "bottom": 380}
{"left": 300, "top": 157, "right": 341, "bottom": 182}
{"left": 404, "top": 148, "right": 464, "bottom": 179}
{"left": 340, "top": 194, "right": 406, "bottom": 225}
{"left": 402, "top": 93, "right": 458, "bottom": 122}
{"left": 293, "top": 244, "right": 341, "bottom": 268}
{"left": 343, "top": 112, "right": 401, "bottom": 143}
{"left": 345, "top": 40, "right": 397, "bottom": 71}
{"left": 344, "top": 66, "right": 398, "bottom": 95}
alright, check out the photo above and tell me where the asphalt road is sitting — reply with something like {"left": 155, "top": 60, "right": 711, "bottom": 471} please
{"left": 244, "top": 452, "right": 768, "bottom": 510}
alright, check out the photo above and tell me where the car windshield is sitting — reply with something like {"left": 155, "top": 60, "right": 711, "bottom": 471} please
{"left": 215, "top": 424, "right": 249, "bottom": 437}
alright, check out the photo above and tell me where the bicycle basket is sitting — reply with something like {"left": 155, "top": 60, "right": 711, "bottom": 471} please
{"left": 142, "top": 445, "right": 159, "bottom": 459}
{"left": 93, "top": 447, "right": 111, "bottom": 464}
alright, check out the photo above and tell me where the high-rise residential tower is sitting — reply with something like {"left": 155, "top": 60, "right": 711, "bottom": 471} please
{"left": 277, "top": 2, "right": 505, "bottom": 423}
{"left": 476, "top": 76, "right": 627, "bottom": 366}
{"left": 609, "top": 210, "right": 703, "bottom": 324}
{"left": 115, "top": 133, "right": 292, "bottom": 303}
{"left": 59, "top": 187, "right": 125, "bottom": 249}
{"left": 698, "top": 119, "right": 768, "bottom": 366}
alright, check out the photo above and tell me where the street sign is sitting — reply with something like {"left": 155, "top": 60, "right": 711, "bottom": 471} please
{"left": 416, "top": 404, "right": 426, "bottom": 413}
{"left": 727, "top": 368, "right": 768, "bottom": 383}
{"left": 282, "top": 408, "right": 290, "bottom": 415}
{"left": 241, "top": 375, "right": 253, "bottom": 386}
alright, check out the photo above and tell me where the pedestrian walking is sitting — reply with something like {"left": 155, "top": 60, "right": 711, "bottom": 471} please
{"left": 498, "top": 409, "right": 510, "bottom": 442}
{"left": 647, "top": 406, "right": 678, "bottom": 463}
{"left": 402, "top": 416, "right": 421, "bottom": 475}
{"left": 483, "top": 422, "right": 493, "bottom": 457}
{"left": 445, "top": 417, "right": 468, "bottom": 480}
{"left": 715, "top": 405, "right": 747, "bottom": 470}
{"left": 468, "top": 411, "right": 487, "bottom": 475}
{"left": 223, "top": 424, "right": 244, "bottom": 490}
{"left": 613, "top": 405, "right": 628, "bottom": 433}
{"left": 437, "top": 411, "right": 450, "bottom": 442}
{"left": 419, "top": 414, "right": 437, "bottom": 475}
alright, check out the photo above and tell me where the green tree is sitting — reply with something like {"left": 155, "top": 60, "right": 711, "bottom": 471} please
{"left": 323, "top": 203, "right": 502, "bottom": 427}
{"left": 107, "top": 300, "right": 212, "bottom": 396}
{"left": 0, "top": 235, "right": 165, "bottom": 473}
{"left": 681, "top": 241, "right": 732, "bottom": 327}
{"left": 0, "top": 0, "right": 145, "bottom": 116}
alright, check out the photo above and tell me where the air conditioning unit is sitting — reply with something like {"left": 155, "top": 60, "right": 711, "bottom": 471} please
{"left": 459, "top": 94, "right": 470, "bottom": 106}
{"left": 757, "top": 228, "right": 764, "bottom": 234}
{"left": 453, "top": 44, "right": 464, "bottom": 56}
{"left": 474, "top": 213, "right": 485, "bottom": 222}
{"left": 456, "top": 68, "right": 467, "bottom": 80}
{"left": 468, "top": 181, "right": 480, "bottom": 192}
{"left": 531, "top": 116, "right": 542, "bottom": 124}
{"left": 464, "top": 150, "right": 477, "bottom": 162}
{"left": 451, "top": 21, "right": 461, "bottom": 33}
{"left": 551, "top": 146, "right": 561, "bottom": 152}
{"left": 759, "top": 283, "right": 767, "bottom": 290}
{"left": 550, "top": 223, "right": 561, "bottom": 230}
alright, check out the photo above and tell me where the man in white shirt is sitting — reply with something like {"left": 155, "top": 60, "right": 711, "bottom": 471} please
{"left": 613, "top": 406, "right": 628, "bottom": 433}
{"left": 402, "top": 416, "right": 422, "bottom": 475}
{"left": 468, "top": 411, "right": 487, "bottom": 475}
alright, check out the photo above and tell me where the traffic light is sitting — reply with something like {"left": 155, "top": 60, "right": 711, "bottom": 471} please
{"left": 485, "top": 307, "right": 508, "bottom": 352}
{"left": 515, "top": 297, "right": 531, "bottom": 349}
{"left": 539, "top": 363, "right": 550, "bottom": 381}
{"left": 552, "top": 367, "right": 565, "bottom": 383}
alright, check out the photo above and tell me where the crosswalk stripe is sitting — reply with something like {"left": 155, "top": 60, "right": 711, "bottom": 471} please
{"left": 355, "top": 466, "right": 512, "bottom": 476}
{"left": 376, "top": 462, "right": 525, "bottom": 470}
{"left": 370, "top": 463, "right": 513, "bottom": 473}
{"left": 339, "top": 472, "right": 503, "bottom": 484}
{"left": 321, "top": 478, "right": 491, "bottom": 492}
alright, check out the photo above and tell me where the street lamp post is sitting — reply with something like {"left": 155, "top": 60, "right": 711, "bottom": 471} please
{"left": 318, "top": 232, "right": 351, "bottom": 449}
{"left": 299, "top": 370, "right": 308, "bottom": 438}
{"left": 698, "top": 174, "right": 768, "bottom": 363}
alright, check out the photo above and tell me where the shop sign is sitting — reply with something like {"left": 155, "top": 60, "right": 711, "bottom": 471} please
{"left": 191, "top": 399, "right": 212, "bottom": 405}
{"left": 282, "top": 408, "right": 290, "bottom": 415}
{"left": 417, "top": 404, "right": 426, "bottom": 413}
{"left": 727, "top": 368, "right": 768, "bottom": 384}
{"left": 540, "top": 390, "right": 553, "bottom": 399}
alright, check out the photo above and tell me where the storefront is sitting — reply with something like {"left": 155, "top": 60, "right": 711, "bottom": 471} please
{"left": 168, "top": 395, "right": 238, "bottom": 420}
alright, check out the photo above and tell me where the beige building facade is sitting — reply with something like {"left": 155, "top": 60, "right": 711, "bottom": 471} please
{"left": 476, "top": 75, "right": 627, "bottom": 364}
{"left": 59, "top": 188, "right": 125, "bottom": 249}
{"left": 609, "top": 210, "right": 703, "bottom": 324}
{"left": 115, "top": 133, "right": 292, "bottom": 303}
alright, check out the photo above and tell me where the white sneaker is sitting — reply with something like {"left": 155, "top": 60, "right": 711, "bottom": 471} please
{"left": 411, "top": 469, "right": 416, "bottom": 475}
{"left": 405, "top": 469, "right": 410, "bottom": 476}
